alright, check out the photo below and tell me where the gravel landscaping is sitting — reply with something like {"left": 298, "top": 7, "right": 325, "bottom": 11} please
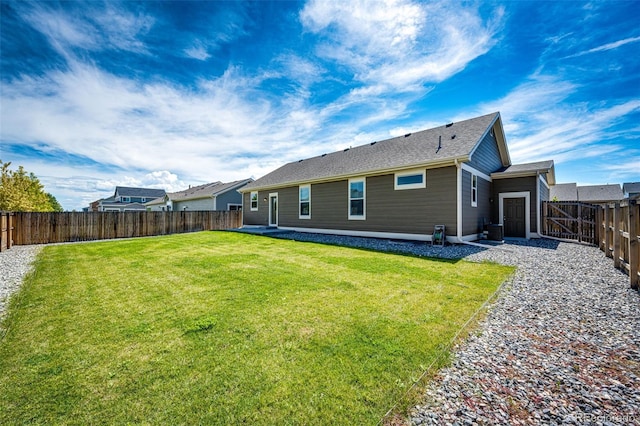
{"left": 1, "top": 234, "right": 638, "bottom": 425}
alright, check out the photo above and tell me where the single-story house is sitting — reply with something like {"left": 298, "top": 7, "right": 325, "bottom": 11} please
{"left": 239, "top": 112, "right": 555, "bottom": 242}
{"left": 550, "top": 183, "right": 624, "bottom": 204}
{"left": 146, "top": 179, "right": 253, "bottom": 211}
{"left": 623, "top": 182, "right": 640, "bottom": 199}
{"left": 95, "top": 187, "right": 167, "bottom": 211}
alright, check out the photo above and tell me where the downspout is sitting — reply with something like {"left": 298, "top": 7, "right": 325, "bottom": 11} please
{"left": 455, "top": 159, "right": 464, "bottom": 243}
{"left": 536, "top": 172, "right": 541, "bottom": 237}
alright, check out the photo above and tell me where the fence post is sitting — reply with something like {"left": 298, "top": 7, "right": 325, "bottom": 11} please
{"left": 629, "top": 199, "right": 639, "bottom": 289}
{"left": 613, "top": 203, "right": 621, "bottom": 269}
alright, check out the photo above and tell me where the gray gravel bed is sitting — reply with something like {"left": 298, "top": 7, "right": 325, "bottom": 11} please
{"left": 273, "top": 232, "right": 640, "bottom": 425}
{"left": 0, "top": 245, "right": 42, "bottom": 321}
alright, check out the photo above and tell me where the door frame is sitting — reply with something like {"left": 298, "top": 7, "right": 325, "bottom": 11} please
{"left": 499, "top": 191, "right": 530, "bottom": 239}
{"left": 268, "top": 192, "right": 278, "bottom": 227}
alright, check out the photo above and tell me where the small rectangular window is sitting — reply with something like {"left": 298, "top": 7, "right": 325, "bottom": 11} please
{"left": 394, "top": 169, "right": 426, "bottom": 190}
{"left": 299, "top": 185, "right": 311, "bottom": 219}
{"left": 471, "top": 174, "right": 478, "bottom": 207}
{"left": 348, "top": 178, "right": 366, "bottom": 220}
{"left": 250, "top": 191, "right": 258, "bottom": 211}
{"left": 122, "top": 197, "right": 131, "bottom": 203}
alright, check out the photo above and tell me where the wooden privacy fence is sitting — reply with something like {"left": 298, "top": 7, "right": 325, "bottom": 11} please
{"left": 542, "top": 201, "right": 599, "bottom": 245}
{"left": 11, "top": 210, "right": 242, "bottom": 245}
{"left": 1, "top": 212, "right": 14, "bottom": 252}
{"left": 600, "top": 199, "right": 639, "bottom": 289}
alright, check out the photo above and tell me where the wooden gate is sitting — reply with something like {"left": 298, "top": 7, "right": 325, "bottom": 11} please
{"left": 542, "top": 201, "right": 601, "bottom": 245}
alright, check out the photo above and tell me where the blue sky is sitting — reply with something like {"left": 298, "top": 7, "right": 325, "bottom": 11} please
{"left": 1, "top": 0, "right": 639, "bottom": 210}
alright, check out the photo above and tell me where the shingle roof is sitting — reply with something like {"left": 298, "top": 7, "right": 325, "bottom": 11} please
{"left": 623, "top": 182, "right": 640, "bottom": 195}
{"left": 243, "top": 112, "right": 503, "bottom": 191}
{"left": 164, "top": 179, "right": 253, "bottom": 202}
{"left": 115, "top": 186, "right": 166, "bottom": 198}
{"left": 492, "top": 160, "right": 556, "bottom": 185}
{"left": 577, "top": 184, "right": 624, "bottom": 203}
{"left": 550, "top": 183, "right": 578, "bottom": 201}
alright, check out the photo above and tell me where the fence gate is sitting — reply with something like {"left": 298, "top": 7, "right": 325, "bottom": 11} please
{"left": 542, "top": 201, "right": 600, "bottom": 245}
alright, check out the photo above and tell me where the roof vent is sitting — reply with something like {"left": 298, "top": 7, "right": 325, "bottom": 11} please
{"left": 451, "top": 134, "right": 456, "bottom": 139}
{"left": 344, "top": 148, "right": 350, "bottom": 152}
{"left": 404, "top": 133, "right": 411, "bottom": 137}
{"left": 298, "top": 159, "right": 303, "bottom": 162}
{"left": 321, "top": 153, "right": 327, "bottom": 157}
{"left": 370, "top": 141, "right": 377, "bottom": 145}
{"left": 446, "top": 122, "right": 453, "bottom": 127}
{"left": 436, "top": 135, "right": 442, "bottom": 153}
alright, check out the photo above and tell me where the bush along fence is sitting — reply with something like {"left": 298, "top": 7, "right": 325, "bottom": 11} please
{"left": 9, "top": 210, "right": 242, "bottom": 246}
{"left": 600, "top": 199, "right": 639, "bottom": 289}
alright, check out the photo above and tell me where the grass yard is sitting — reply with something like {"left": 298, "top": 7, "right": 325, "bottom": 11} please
{"left": 0, "top": 232, "right": 513, "bottom": 425}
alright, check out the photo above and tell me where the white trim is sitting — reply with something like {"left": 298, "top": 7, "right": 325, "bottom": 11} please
{"left": 299, "top": 184, "right": 311, "bottom": 219}
{"left": 498, "top": 191, "right": 531, "bottom": 239}
{"left": 278, "top": 226, "right": 480, "bottom": 243}
{"left": 460, "top": 163, "right": 491, "bottom": 182}
{"left": 394, "top": 168, "right": 426, "bottom": 190}
{"left": 456, "top": 160, "right": 462, "bottom": 240}
{"left": 538, "top": 173, "right": 550, "bottom": 190}
{"left": 268, "top": 193, "right": 278, "bottom": 226}
{"left": 348, "top": 177, "right": 366, "bottom": 220}
{"left": 250, "top": 191, "right": 259, "bottom": 211}
{"left": 227, "top": 203, "right": 242, "bottom": 211}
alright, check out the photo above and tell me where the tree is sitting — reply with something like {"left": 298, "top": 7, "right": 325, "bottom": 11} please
{"left": 47, "top": 193, "right": 64, "bottom": 212}
{"left": 0, "top": 160, "right": 59, "bottom": 212}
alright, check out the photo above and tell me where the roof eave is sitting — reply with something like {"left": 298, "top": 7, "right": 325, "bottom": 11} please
{"left": 239, "top": 157, "right": 466, "bottom": 192}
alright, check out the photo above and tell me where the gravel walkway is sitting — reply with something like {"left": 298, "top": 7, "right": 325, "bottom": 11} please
{"left": 0, "top": 245, "right": 42, "bottom": 322}
{"left": 1, "top": 235, "right": 638, "bottom": 425}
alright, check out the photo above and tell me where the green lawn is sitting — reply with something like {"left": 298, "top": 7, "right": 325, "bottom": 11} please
{"left": 0, "top": 232, "right": 513, "bottom": 425}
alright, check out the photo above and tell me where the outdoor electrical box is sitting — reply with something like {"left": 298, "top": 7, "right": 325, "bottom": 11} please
{"left": 432, "top": 225, "right": 445, "bottom": 247}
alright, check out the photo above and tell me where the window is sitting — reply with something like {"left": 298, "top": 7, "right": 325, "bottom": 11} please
{"left": 299, "top": 185, "right": 310, "bottom": 219}
{"left": 394, "top": 169, "right": 426, "bottom": 190}
{"left": 250, "top": 191, "right": 258, "bottom": 211}
{"left": 122, "top": 197, "right": 131, "bottom": 203}
{"left": 348, "top": 178, "right": 366, "bottom": 220}
{"left": 471, "top": 174, "right": 478, "bottom": 207}
{"left": 228, "top": 204, "right": 242, "bottom": 211}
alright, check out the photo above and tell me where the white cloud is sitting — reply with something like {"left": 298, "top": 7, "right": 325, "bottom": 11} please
{"left": 184, "top": 43, "right": 211, "bottom": 61}
{"left": 301, "top": 0, "right": 502, "bottom": 92}
{"left": 566, "top": 35, "right": 640, "bottom": 58}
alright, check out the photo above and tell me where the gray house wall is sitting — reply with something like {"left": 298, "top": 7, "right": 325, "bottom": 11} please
{"left": 243, "top": 166, "right": 459, "bottom": 236}
{"left": 466, "top": 130, "right": 504, "bottom": 175}
{"left": 461, "top": 170, "right": 492, "bottom": 236}
{"left": 492, "top": 176, "right": 538, "bottom": 233}
{"left": 539, "top": 176, "right": 549, "bottom": 202}
{"left": 217, "top": 190, "right": 243, "bottom": 210}
{"left": 173, "top": 197, "right": 214, "bottom": 211}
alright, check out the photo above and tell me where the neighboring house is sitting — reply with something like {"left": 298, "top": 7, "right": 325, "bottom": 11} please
{"left": 146, "top": 179, "right": 253, "bottom": 211}
{"left": 240, "top": 112, "right": 556, "bottom": 242}
{"left": 95, "top": 187, "right": 167, "bottom": 211}
{"left": 623, "top": 182, "right": 640, "bottom": 199}
{"left": 550, "top": 183, "right": 624, "bottom": 204}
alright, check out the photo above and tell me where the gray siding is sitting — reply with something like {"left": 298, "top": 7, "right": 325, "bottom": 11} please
{"left": 462, "top": 170, "right": 492, "bottom": 236}
{"left": 243, "top": 191, "right": 269, "bottom": 225}
{"left": 217, "top": 190, "right": 243, "bottom": 210}
{"left": 466, "top": 131, "right": 504, "bottom": 175}
{"left": 173, "top": 198, "right": 214, "bottom": 211}
{"left": 243, "top": 166, "right": 459, "bottom": 236}
{"left": 539, "top": 177, "right": 549, "bottom": 202}
{"left": 492, "top": 177, "right": 538, "bottom": 233}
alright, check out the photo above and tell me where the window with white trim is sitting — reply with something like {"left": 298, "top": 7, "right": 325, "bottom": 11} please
{"left": 348, "top": 178, "right": 366, "bottom": 220}
{"left": 299, "top": 185, "right": 310, "bottom": 219}
{"left": 471, "top": 174, "right": 478, "bottom": 207}
{"left": 250, "top": 191, "right": 258, "bottom": 211}
{"left": 394, "top": 169, "right": 426, "bottom": 190}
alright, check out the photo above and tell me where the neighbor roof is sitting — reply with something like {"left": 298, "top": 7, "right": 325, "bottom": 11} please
{"left": 577, "top": 184, "right": 624, "bottom": 203}
{"left": 623, "top": 182, "right": 640, "bottom": 195}
{"left": 492, "top": 160, "right": 556, "bottom": 185}
{"left": 115, "top": 186, "right": 166, "bottom": 198}
{"left": 242, "top": 112, "right": 507, "bottom": 191}
{"left": 159, "top": 179, "right": 254, "bottom": 202}
{"left": 550, "top": 183, "right": 578, "bottom": 201}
